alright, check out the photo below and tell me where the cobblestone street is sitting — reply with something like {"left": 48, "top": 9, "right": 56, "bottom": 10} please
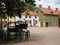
{"left": 0, "top": 27, "right": 60, "bottom": 45}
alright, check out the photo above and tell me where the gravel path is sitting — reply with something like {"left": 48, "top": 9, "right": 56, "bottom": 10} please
{"left": 0, "top": 27, "right": 60, "bottom": 45}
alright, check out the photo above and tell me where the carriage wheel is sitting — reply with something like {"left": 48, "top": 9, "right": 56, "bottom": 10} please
{"left": 17, "top": 31, "right": 25, "bottom": 41}
{"left": 5, "top": 31, "right": 11, "bottom": 41}
{"left": 25, "top": 30, "right": 30, "bottom": 40}
{"left": 0, "top": 30, "right": 5, "bottom": 40}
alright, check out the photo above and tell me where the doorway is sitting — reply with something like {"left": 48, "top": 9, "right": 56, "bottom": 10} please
{"left": 45, "top": 22, "right": 48, "bottom": 27}
{"left": 40, "top": 22, "right": 43, "bottom": 27}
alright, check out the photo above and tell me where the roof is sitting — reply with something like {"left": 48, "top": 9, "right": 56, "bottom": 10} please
{"left": 38, "top": 7, "right": 60, "bottom": 15}
{"left": 21, "top": 11, "right": 38, "bottom": 16}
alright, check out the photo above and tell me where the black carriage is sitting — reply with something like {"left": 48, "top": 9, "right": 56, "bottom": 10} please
{"left": 0, "top": 21, "right": 30, "bottom": 41}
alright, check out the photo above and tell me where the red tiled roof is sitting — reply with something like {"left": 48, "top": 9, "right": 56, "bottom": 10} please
{"left": 54, "top": 11, "right": 60, "bottom": 15}
{"left": 21, "top": 11, "right": 38, "bottom": 16}
{"left": 38, "top": 7, "right": 60, "bottom": 15}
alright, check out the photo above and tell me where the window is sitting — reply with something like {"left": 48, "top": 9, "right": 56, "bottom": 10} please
{"left": 19, "top": 15, "right": 21, "bottom": 18}
{"left": 10, "top": 16, "right": 12, "bottom": 18}
{"left": 29, "top": 15, "right": 31, "bottom": 18}
{"left": 36, "top": 21, "right": 37, "bottom": 24}
{"left": 30, "top": 21, "right": 31, "bottom": 24}
{"left": 25, "top": 15, "right": 27, "bottom": 18}
{"left": 35, "top": 15, "right": 37, "bottom": 18}
{"left": 34, "top": 20, "right": 37, "bottom": 24}
{"left": 36, "top": 10, "right": 38, "bottom": 13}
{"left": 53, "top": 18, "right": 55, "bottom": 20}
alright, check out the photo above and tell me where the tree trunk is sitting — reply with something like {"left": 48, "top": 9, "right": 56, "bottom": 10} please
{"left": 0, "top": 18, "right": 2, "bottom": 31}
{"left": 8, "top": 16, "right": 9, "bottom": 28}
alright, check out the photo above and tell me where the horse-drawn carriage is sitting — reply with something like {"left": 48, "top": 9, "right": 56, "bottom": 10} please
{"left": 0, "top": 21, "right": 30, "bottom": 41}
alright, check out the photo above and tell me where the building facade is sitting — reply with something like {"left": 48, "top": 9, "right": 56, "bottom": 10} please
{"left": 15, "top": 11, "right": 39, "bottom": 27}
{"left": 35, "top": 5, "right": 60, "bottom": 27}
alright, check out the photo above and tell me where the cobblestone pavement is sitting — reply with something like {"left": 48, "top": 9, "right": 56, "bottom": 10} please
{"left": 0, "top": 27, "right": 60, "bottom": 45}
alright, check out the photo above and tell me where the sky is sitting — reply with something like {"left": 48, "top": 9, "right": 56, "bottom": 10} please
{"left": 35, "top": 0, "right": 60, "bottom": 10}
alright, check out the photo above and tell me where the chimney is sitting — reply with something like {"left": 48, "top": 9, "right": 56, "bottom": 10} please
{"left": 39, "top": 5, "right": 42, "bottom": 8}
{"left": 48, "top": 6, "right": 50, "bottom": 9}
{"left": 55, "top": 8, "right": 58, "bottom": 11}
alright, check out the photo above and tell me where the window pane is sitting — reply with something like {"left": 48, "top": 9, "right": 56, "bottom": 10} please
{"left": 29, "top": 15, "right": 31, "bottom": 18}
{"left": 25, "top": 15, "right": 27, "bottom": 18}
{"left": 35, "top": 15, "right": 37, "bottom": 18}
{"left": 30, "top": 21, "right": 31, "bottom": 24}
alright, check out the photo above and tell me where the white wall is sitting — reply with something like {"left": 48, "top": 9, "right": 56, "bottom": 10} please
{"left": 15, "top": 15, "right": 40, "bottom": 27}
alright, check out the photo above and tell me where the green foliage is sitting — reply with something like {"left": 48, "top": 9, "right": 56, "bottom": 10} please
{"left": 0, "top": 9, "right": 6, "bottom": 18}
{"left": 0, "top": 0, "right": 36, "bottom": 17}
{"left": 25, "top": 3, "right": 36, "bottom": 11}
{"left": 25, "top": 0, "right": 36, "bottom": 6}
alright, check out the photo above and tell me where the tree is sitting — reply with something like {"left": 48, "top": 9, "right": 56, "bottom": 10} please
{"left": 0, "top": 1, "right": 7, "bottom": 31}
{"left": 3, "top": 0, "right": 36, "bottom": 16}
{"left": 25, "top": 0, "right": 36, "bottom": 11}
{"left": 0, "top": 0, "right": 36, "bottom": 28}
{"left": 0, "top": 0, "right": 36, "bottom": 40}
